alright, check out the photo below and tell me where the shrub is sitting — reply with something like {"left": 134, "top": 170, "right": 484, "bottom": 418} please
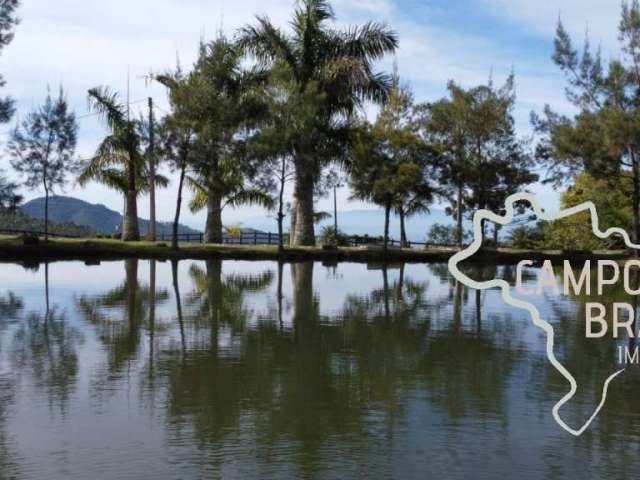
{"left": 319, "top": 225, "right": 348, "bottom": 246}
{"left": 427, "top": 224, "right": 469, "bottom": 246}
{"left": 506, "top": 224, "right": 544, "bottom": 249}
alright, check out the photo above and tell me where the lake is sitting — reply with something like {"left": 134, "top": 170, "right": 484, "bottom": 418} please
{"left": 0, "top": 259, "right": 639, "bottom": 479}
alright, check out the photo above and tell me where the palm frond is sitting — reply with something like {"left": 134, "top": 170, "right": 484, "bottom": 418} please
{"left": 238, "top": 16, "right": 299, "bottom": 75}
{"left": 188, "top": 188, "right": 207, "bottom": 213}
{"left": 338, "top": 22, "right": 398, "bottom": 60}
{"left": 224, "top": 188, "right": 275, "bottom": 210}
{"left": 87, "top": 86, "right": 127, "bottom": 132}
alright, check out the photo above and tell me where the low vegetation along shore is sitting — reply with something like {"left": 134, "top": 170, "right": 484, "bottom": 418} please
{"left": 0, "top": 235, "right": 632, "bottom": 264}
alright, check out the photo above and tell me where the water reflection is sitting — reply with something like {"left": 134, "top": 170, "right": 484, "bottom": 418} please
{"left": 0, "top": 259, "right": 639, "bottom": 478}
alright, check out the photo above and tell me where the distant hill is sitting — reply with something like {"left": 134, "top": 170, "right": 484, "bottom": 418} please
{"left": 21, "top": 196, "right": 200, "bottom": 236}
{"left": 0, "top": 211, "right": 96, "bottom": 237}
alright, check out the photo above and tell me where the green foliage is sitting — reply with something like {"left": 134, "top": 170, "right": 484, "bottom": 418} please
{"left": 83, "top": 86, "right": 145, "bottom": 241}
{"left": 319, "top": 225, "right": 347, "bottom": 246}
{"left": 506, "top": 224, "right": 544, "bottom": 249}
{"left": 423, "top": 75, "right": 536, "bottom": 243}
{"left": 0, "top": 0, "right": 19, "bottom": 123}
{"left": 534, "top": 2, "right": 640, "bottom": 243}
{"left": 159, "top": 36, "right": 271, "bottom": 241}
{"left": 539, "top": 172, "right": 632, "bottom": 250}
{"left": 239, "top": 0, "right": 398, "bottom": 245}
{"left": 0, "top": 211, "right": 95, "bottom": 237}
{"left": 427, "top": 224, "right": 469, "bottom": 246}
{"left": 0, "top": 173, "right": 20, "bottom": 212}
{"left": 8, "top": 87, "right": 78, "bottom": 237}
{"left": 8, "top": 88, "right": 79, "bottom": 193}
{"left": 350, "top": 79, "right": 434, "bottom": 246}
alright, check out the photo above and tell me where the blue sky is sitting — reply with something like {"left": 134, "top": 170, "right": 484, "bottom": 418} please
{"left": 0, "top": 0, "right": 624, "bottom": 229}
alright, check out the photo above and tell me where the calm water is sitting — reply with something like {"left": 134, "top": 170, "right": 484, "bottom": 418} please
{"left": 0, "top": 259, "right": 640, "bottom": 479}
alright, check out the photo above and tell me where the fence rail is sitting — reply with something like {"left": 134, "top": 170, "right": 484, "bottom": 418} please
{"left": 1, "top": 228, "right": 456, "bottom": 249}
{"left": 0, "top": 228, "right": 82, "bottom": 239}
{"left": 156, "top": 231, "right": 284, "bottom": 245}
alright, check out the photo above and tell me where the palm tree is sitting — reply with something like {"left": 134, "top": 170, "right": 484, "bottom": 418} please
{"left": 187, "top": 174, "right": 274, "bottom": 242}
{"left": 239, "top": 0, "right": 398, "bottom": 245}
{"left": 78, "top": 154, "right": 168, "bottom": 236}
{"left": 86, "top": 87, "right": 144, "bottom": 241}
{"left": 185, "top": 37, "right": 269, "bottom": 243}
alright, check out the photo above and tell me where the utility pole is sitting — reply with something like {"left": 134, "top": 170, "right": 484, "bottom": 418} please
{"left": 333, "top": 185, "right": 338, "bottom": 233}
{"left": 148, "top": 96, "right": 156, "bottom": 241}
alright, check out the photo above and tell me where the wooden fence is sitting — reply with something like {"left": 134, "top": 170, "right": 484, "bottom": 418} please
{"left": 0, "top": 228, "right": 82, "bottom": 239}
{"left": 1, "top": 228, "right": 455, "bottom": 249}
{"left": 156, "top": 231, "right": 284, "bottom": 245}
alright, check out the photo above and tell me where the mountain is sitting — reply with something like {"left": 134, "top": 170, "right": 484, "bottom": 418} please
{"left": 21, "top": 196, "right": 200, "bottom": 236}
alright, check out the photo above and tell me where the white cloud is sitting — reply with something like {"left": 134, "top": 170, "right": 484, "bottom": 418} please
{"left": 2, "top": 0, "right": 590, "bottom": 228}
{"left": 480, "top": 0, "right": 621, "bottom": 54}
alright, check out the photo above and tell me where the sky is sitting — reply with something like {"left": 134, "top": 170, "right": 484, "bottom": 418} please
{"left": 0, "top": 0, "right": 626, "bottom": 230}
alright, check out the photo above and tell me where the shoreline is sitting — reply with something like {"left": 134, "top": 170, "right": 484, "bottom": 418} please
{"left": 0, "top": 236, "right": 632, "bottom": 264}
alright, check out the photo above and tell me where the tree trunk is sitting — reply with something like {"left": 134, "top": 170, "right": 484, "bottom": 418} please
{"left": 291, "top": 165, "right": 315, "bottom": 246}
{"left": 632, "top": 149, "right": 640, "bottom": 251}
{"left": 121, "top": 195, "right": 126, "bottom": 237}
{"left": 289, "top": 200, "right": 297, "bottom": 246}
{"left": 43, "top": 185, "right": 49, "bottom": 241}
{"left": 149, "top": 259, "right": 156, "bottom": 371}
{"left": 333, "top": 186, "right": 338, "bottom": 234}
{"left": 475, "top": 288, "right": 482, "bottom": 333}
{"left": 206, "top": 259, "right": 222, "bottom": 356}
{"left": 125, "top": 259, "right": 139, "bottom": 330}
{"left": 122, "top": 159, "right": 140, "bottom": 241}
{"left": 382, "top": 265, "right": 390, "bottom": 321}
{"left": 172, "top": 165, "right": 186, "bottom": 250}
{"left": 277, "top": 260, "right": 284, "bottom": 329}
{"left": 44, "top": 261, "right": 50, "bottom": 318}
{"left": 148, "top": 98, "right": 156, "bottom": 242}
{"left": 493, "top": 224, "right": 500, "bottom": 246}
{"left": 456, "top": 181, "right": 463, "bottom": 248}
{"left": 453, "top": 280, "right": 462, "bottom": 334}
{"left": 171, "top": 260, "right": 186, "bottom": 359}
{"left": 204, "top": 188, "right": 223, "bottom": 244}
{"left": 291, "top": 262, "right": 314, "bottom": 341}
{"left": 383, "top": 200, "right": 391, "bottom": 252}
{"left": 399, "top": 206, "right": 407, "bottom": 248}
{"left": 278, "top": 158, "right": 286, "bottom": 251}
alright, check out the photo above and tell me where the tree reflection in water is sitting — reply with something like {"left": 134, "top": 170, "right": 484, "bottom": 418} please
{"left": 11, "top": 263, "right": 83, "bottom": 414}
{"left": 76, "top": 259, "right": 169, "bottom": 380}
{"left": 153, "top": 260, "right": 523, "bottom": 477}
{"left": 3, "top": 259, "right": 639, "bottom": 477}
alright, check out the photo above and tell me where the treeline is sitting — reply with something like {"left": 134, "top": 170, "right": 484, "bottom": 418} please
{"left": 3, "top": 0, "right": 640, "bottom": 251}
{"left": 0, "top": 210, "right": 95, "bottom": 238}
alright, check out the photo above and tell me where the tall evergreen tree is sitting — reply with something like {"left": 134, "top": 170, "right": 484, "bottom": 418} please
{"left": 0, "top": 0, "right": 19, "bottom": 124}
{"left": 156, "top": 67, "right": 199, "bottom": 250}
{"left": 8, "top": 88, "right": 78, "bottom": 240}
{"left": 350, "top": 81, "right": 434, "bottom": 251}
{"left": 0, "top": 0, "right": 19, "bottom": 205}
{"left": 424, "top": 75, "right": 535, "bottom": 245}
{"left": 533, "top": 2, "right": 640, "bottom": 245}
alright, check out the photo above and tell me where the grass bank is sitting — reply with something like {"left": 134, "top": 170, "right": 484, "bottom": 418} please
{"left": 0, "top": 235, "right": 632, "bottom": 264}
